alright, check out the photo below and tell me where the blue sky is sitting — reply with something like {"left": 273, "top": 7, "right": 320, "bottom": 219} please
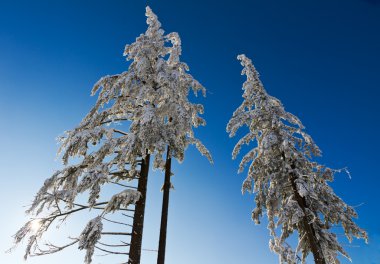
{"left": 1, "top": 0, "right": 379, "bottom": 263}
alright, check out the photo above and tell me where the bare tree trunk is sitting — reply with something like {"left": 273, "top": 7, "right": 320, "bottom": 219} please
{"left": 129, "top": 154, "right": 151, "bottom": 264}
{"left": 157, "top": 146, "right": 172, "bottom": 264}
{"left": 287, "top": 158, "right": 326, "bottom": 264}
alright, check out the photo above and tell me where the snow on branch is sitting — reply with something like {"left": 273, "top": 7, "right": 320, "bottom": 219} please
{"left": 104, "top": 190, "right": 141, "bottom": 214}
{"left": 78, "top": 216, "right": 103, "bottom": 264}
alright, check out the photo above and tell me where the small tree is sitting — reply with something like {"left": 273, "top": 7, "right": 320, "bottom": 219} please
{"left": 227, "top": 54, "right": 368, "bottom": 264}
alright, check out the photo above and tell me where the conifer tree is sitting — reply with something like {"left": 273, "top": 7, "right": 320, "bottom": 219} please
{"left": 139, "top": 9, "right": 214, "bottom": 264}
{"left": 10, "top": 6, "right": 211, "bottom": 264}
{"left": 227, "top": 54, "right": 368, "bottom": 264}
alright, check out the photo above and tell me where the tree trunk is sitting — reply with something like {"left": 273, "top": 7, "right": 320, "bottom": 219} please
{"left": 157, "top": 146, "right": 172, "bottom": 264}
{"left": 129, "top": 154, "right": 151, "bottom": 264}
{"left": 288, "top": 159, "right": 326, "bottom": 264}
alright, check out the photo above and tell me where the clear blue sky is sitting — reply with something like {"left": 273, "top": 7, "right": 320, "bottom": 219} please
{"left": 1, "top": 0, "right": 379, "bottom": 263}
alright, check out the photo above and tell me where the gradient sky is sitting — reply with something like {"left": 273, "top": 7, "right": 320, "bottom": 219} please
{"left": 1, "top": 0, "right": 379, "bottom": 263}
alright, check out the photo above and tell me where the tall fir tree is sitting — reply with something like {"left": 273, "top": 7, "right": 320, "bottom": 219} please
{"left": 10, "top": 6, "right": 211, "bottom": 264}
{"left": 136, "top": 9, "right": 214, "bottom": 264}
{"left": 227, "top": 54, "right": 368, "bottom": 264}
{"left": 120, "top": 6, "right": 214, "bottom": 263}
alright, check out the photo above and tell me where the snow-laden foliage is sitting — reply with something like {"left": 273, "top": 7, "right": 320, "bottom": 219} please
{"left": 227, "top": 54, "right": 368, "bottom": 264}
{"left": 78, "top": 216, "right": 103, "bottom": 264}
{"left": 79, "top": 6, "right": 212, "bottom": 169}
{"left": 104, "top": 190, "right": 141, "bottom": 214}
{"left": 11, "top": 6, "right": 211, "bottom": 263}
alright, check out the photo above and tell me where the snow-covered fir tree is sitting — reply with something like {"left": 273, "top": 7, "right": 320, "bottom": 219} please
{"left": 11, "top": 6, "right": 211, "bottom": 264}
{"left": 227, "top": 54, "right": 368, "bottom": 264}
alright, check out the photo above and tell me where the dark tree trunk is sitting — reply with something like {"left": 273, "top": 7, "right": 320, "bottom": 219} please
{"left": 129, "top": 154, "right": 151, "bottom": 264}
{"left": 157, "top": 146, "right": 172, "bottom": 264}
{"left": 287, "top": 158, "right": 326, "bottom": 264}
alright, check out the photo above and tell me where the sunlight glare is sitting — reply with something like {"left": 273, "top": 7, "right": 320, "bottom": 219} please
{"left": 30, "top": 219, "right": 41, "bottom": 233}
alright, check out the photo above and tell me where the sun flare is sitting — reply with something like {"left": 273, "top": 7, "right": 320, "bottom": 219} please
{"left": 30, "top": 220, "right": 41, "bottom": 233}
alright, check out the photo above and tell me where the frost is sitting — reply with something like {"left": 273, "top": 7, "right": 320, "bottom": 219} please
{"left": 104, "top": 190, "right": 141, "bottom": 214}
{"left": 78, "top": 216, "right": 103, "bottom": 264}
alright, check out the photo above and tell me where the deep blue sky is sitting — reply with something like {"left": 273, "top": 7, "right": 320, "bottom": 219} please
{"left": 1, "top": 0, "right": 379, "bottom": 263}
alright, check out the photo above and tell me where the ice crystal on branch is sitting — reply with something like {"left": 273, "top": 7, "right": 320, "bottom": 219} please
{"left": 78, "top": 216, "right": 103, "bottom": 264}
{"left": 227, "top": 54, "right": 367, "bottom": 263}
{"left": 104, "top": 190, "right": 141, "bottom": 214}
